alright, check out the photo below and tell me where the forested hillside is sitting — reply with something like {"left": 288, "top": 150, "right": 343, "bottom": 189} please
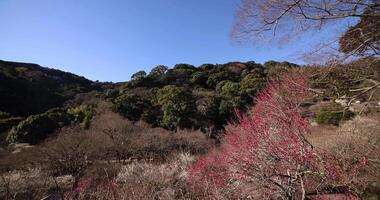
{"left": 0, "top": 59, "right": 298, "bottom": 144}
{"left": 1, "top": 58, "right": 379, "bottom": 145}
{"left": 107, "top": 61, "right": 294, "bottom": 132}
{"left": 0, "top": 60, "right": 99, "bottom": 117}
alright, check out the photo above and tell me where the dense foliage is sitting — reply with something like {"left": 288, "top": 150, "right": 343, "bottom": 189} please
{"left": 108, "top": 61, "right": 285, "bottom": 133}
{"left": 6, "top": 105, "right": 94, "bottom": 144}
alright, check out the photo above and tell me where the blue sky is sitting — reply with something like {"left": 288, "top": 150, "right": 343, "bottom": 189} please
{"left": 0, "top": 0, "right": 341, "bottom": 82}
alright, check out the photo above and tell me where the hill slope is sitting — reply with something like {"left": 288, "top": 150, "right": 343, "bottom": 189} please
{"left": 0, "top": 60, "right": 99, "bottom": 117}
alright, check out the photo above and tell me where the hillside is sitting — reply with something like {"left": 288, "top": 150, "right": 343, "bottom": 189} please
{"left": 0, "top": 60, "right": 301, "bottom": 144}
{"left": 1, "top": 58, "right": 380, "bottom": 145}
{"left": 0, "top": 60, "right": 100, "bottom": 117}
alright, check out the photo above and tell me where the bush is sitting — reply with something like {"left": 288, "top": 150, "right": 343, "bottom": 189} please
{"left": 6, "top": 108, "right": 70, "bottom": 144}
{"left": 315, "top": 103, "right": 355, "bottom": 126}
{"left": 67, "top": 104, "right": 94, "bottom": 129}
{"left": 6, "top": 105, "right": 94, "bottom": 144}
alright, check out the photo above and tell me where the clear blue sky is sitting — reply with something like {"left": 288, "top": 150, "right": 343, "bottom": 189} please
{"left": 0, "top": 0, "right": 334, "bottom": 82}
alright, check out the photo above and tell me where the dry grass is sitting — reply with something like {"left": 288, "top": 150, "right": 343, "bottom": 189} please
{"left": 309, "top": 114, "right": 380, "bottom": 195}
{"left": 63, "top": 152, "right": 199, "bottom": 200}
{"left": 114, "top": 152, "right": 194, "bottom": 200}
{"left": 0, "top": 168, "right": 67, "bottom": 200}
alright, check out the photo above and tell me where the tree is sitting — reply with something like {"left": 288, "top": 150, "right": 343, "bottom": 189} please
{"left": 156, "top": 85, "right": 195, "bottom": 129}
{"left": 339, "top": 11, "right": 380, "bottom": 56}
{"left": 232, "top": 0, "right": 380, "bottom": 107}
{"left": 190, "top": 71, "right": 209, "bottom": 87}
{"left": 112, "top": 94, "right": 148, "bottom": 121}
{"left": 130, "top": 70, "right": 146, "bottom": 80}
{"left": 232, "top": 0, "right": 380, "bottom": 58}
{"left": 264, "top": 61, "right": 299, "bottom": 79}
{"left": 187, "top": 75, "right": 372, "bottom": 199}
{"left": 149, "top": 65, "right": 168, "bottom": 77}
{"left": 217, "top": 81, "right": 246, "bottom": 119}
{"left": 240, "top": 73, "right": 266, "bottom": 97}
{"left": 41, "top": 129, "right": 98, "bottom": 178}
{"left": 207, "top": 71, "right": 232, "bottom": 88}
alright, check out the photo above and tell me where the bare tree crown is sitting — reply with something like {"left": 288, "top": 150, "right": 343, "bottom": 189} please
{"left": 232, "top": 0, "right": 380, "bottom": 58}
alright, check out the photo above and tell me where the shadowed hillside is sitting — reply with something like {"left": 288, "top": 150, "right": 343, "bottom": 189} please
{"left": 0, "top": 60, "right": 100, "bottom": 117}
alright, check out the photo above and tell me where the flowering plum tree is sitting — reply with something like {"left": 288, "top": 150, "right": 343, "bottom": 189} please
{"left": 187, "top": 75, "right": 371, "bottom": 199}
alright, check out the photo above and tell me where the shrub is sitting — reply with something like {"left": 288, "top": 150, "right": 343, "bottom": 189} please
{"left": 315, "top": 103, "right": 355, "bottom": 126}
{"left": 6, "top": 108, "right": 70, "bottom": 144}
{"left": 6, "top": 105, "right": 94, "bottom": 144}
{"left": 67, "top": 104, "right": 94, "bottom": 129}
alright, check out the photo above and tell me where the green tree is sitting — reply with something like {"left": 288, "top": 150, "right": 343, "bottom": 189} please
{"left": 149, "top": 65, "right": 168, "bottom": 77}
{"left": 190, "top": 71, "right": 209, "bottom": 87}
{"left": 217, "top": 81, "right": 245, "bottom": 119}
{"left": 207, "top": 71, "right": 232, "bottom": 88}
{"left": 240, "top": 73, "right": 266, "bottom": 97}
{"left": 264, "top": 61, "right": 298, "bottom": 79}
{"left": 131, "top": 70, "right": 147, "bottom": 80}
{"left": 218, "top": 98, "right": 245, "bottom": 119}
{"left": 219, "top": 81, "right": 240, "bottom": 98}
{"left": 198, "top": 63, "right": 216, "bottom": 71}
{"left": 113, "top": 94, "right": 148, "bottom": 121}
